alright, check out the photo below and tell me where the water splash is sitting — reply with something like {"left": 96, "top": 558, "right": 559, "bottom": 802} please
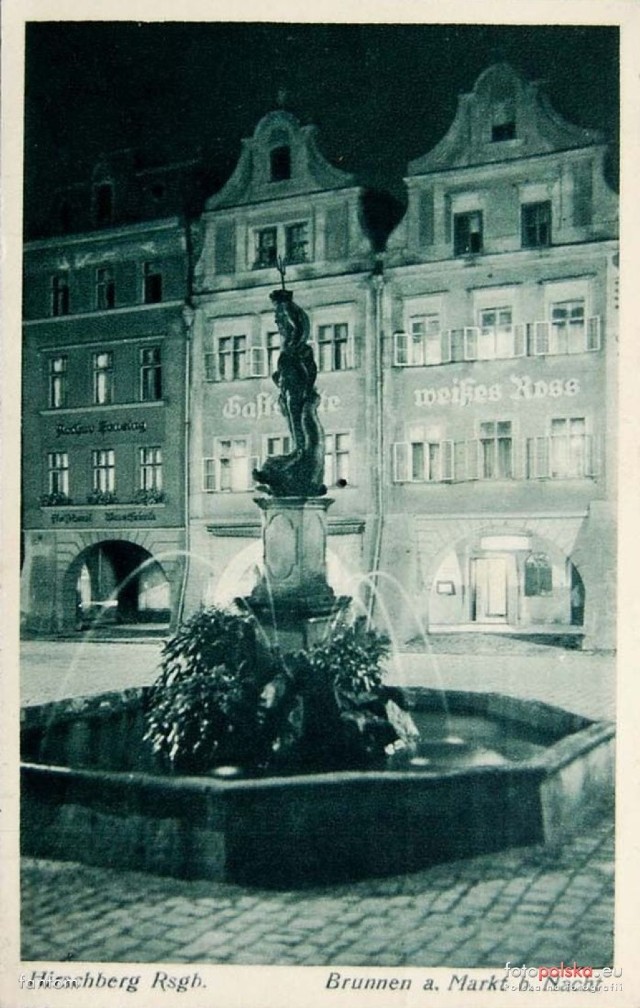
{"left": 346, "top": 570, "right": 451, "bottom": 729}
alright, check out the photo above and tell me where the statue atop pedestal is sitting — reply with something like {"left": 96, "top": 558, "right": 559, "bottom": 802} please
{"left": 253, "top": 264, "right": 326, "bottom": 498}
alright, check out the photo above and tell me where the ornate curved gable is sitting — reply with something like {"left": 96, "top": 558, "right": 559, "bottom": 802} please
{"left": 409, "top": 63, "right": 603, "bottom": 176}
{"left": 207, "top": 109, "right": 355, "bottom": 210}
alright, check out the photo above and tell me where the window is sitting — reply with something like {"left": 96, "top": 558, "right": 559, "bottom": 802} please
{"left": 392, "top": 438, "right": 455, "bottom": 483}
{"left": 202, "top": 458, "right": 217, "bottom": 492}
{"left": 92, "top": 449, "right": 115, "bottom": 493}
{"left": 478, "top": 307, "right": 514, "bottom": 359}
{"left": 479, "top": 421, "right": 512, "bottom": 479}
{"left": 454, "top": 211, "right": 483, "bottom": 256}
{"left": 410, "top": 439, "right": 442, "bottom": 482}
{"left": 394, "top": 315, "right": 442, "bottom": 366}
{"left": 266, "top": 331, "right": 281, "bottom": 375}
{"left": 205, "top": 438, "right": 252, "bottom": 492}
{"left": 270, "top": 145, "right": 291, "bottom": 181}
{"left": 491, "top": 121, "right": 516, "bottom": 142}
{"left": 95, "top": 266, "right": 115, "bottom": 310}
{"left": 265, "top": 435, "right": 292, "bottom": 460}
{"left": 254, "top": 227, "right": 278, "bottom": 269}
{"left": 531, "top": 304, "right": 600, "bottom": 356}
{"left": 325, "top": 433, "right": 351, "bottom": 486}
{"left": 48, "top": 452, "right": 69, "bottom": 495}
{"left": 93, "top": 351, "right": 113, "bottom": 405}
{"left": 550, "top": 300, "right": 586, "bottom": 355}
{"left": 143, "top": 262, "right": 163, "bottom": 304}
{"left": 491, "top": 101, "right": 516, "bottom": 142}
{"left": 521, "top": 201, "right": 551, "bottom": 248}
{"left": 140, "top": 346, "right": 162, "bottom": 401}
{"left": 550, "top": 417, "right": 588, "bottom": 478}
{"left": 51, "top": 274, "right": 70, "bottom": 317}
{"left": 94, "top": 183, "right": 113, "bottom": 225}
{"left": 317, "top": 323, "right": 350, "bottom": 372}
{"left": 139, "top": 447, "right": 162, "bottom": 491}
{"left": 285, "top": 222, "right": 308, "bottom": 263}
{"left": 524, "top": 554, "right": 553, "bottom": 596}
{"left": 48, "top": 356, "right": 67, "bottom": 408}
{"left": 218, "top": 335, "right": 247, "bottom": 381}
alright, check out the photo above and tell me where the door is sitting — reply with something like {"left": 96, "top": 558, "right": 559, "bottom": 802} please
{"left": 472, "top": 556, "right": 508, "bottom": 623}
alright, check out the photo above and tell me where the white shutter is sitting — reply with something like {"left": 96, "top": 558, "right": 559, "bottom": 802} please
{"left": 450, "top": 329, "right": 465, "bottom": 362}
{"left": 464, "top": 326, "right": 478, "bottom": 361}
{"left": 453, "top": 441, "right": 467, "bottom": 482}
{"left": 529, "top": 436, "right": 550, "bottom": 478}
{"left": 440, "top": 330, "right": 452, "bottom": 364}
{"left": 466, "top": 439, "right": 479, "bottom": 480}
{"left": 249, "top": 346, "right": 267, "bottom": 378}
{"left": 513, "top": 324, "right": 526, "bottom": 358}
{"left": 511, "top": 437, "right": 526, "bottom": 480}
{"left": 204, "top": 352, "right": 217, "bottom": 381}
{"left": 441, "top": 440, "right": 454, "bottom": 481}
{"left": 533, "top": 321, "right": 549, "bottom": 356}
{"left": 587, "top": 316, "right": 601, "bottom": 351}
{"left": 392, "top": 442, "right": 409, "bottom": 483}
{"left": 394, "top": 332, "right": 409, "bottom": 366}
{"left": 309, "top": 339, "right": 319, "bottom": 368}
{"left": 585, "top": 435, "right": 600, "bottom": 477}
{"left": 346, "top": 332, "right": 356, "bottom": 369}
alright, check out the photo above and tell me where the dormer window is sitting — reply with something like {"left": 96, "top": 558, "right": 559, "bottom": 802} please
{"left": 270, "top": 145, "right": 291, "bottom": 182}
{"left": 285, "top": 222, "right": 308, "bottom": 264}
{"left": 491, "top": 100, "right": 516, "bottom": 142}
{"left": 254, "top": 227, "right": 278, "bottom": 268}
{"left": 454, "top": 211, "right": 483, "bottom": 256}
{"left": 51, "top": 274, "right": 70, "bottom": 317}
{"left": 94, "top": 182, "right": 113, "bottom": 225}
{"left": 252, "top": 221, "right": 312, "bottom": 269}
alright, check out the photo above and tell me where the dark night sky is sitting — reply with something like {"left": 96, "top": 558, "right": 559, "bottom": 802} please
{"left": 24, "top": 21, "right": 619, "bottom": 220}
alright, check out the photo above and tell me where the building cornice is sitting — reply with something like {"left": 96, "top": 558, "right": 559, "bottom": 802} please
{"left": 24, "top": 300, "right": 184, "bottom": 326}
{"left": 25, "top": 216, "right": 184, "bottom": 251}
{"left": 207, "top": 516, "right": 365, "bottom": 537}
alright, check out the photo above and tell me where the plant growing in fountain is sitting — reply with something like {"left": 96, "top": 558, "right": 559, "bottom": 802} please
{"left": 143, "top": 607, "right": 418, "bottom": 775}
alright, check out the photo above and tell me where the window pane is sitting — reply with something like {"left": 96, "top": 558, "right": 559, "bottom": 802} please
{"left": 285, "top": 222, "right": 308, "bottom": 263}
{"left": 143, "top": 263, "right": 162, "bottom": 304}
{"left": 270, "top": 146, "right": 291, "bottom": 181}
{"left": 411, "top": 443, "right": 424, "bottom": 480}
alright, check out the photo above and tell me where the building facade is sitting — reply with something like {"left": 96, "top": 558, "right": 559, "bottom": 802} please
{"left": 183, "top": 110, "right": 376, "bottom": 617}
{"left": 381, "top": 64, "right": 618, "bottom": 649}
{"left": 21, "top": 153, "right": 199, "bottom": 632}
{"left": 21, "top": 65, "right": 618, "bottom": 649}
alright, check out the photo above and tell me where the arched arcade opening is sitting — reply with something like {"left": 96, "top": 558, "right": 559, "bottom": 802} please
{"left": 63, "top": 539, "right": 171, "bottom": 630}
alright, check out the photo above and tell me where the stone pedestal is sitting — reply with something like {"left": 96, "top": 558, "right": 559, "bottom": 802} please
{"left": 242, "top": 496, "right": 348, "bottom": 651}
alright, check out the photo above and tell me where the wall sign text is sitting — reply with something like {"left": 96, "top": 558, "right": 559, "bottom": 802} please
{"left": 222, "top": 390, "right": 341, "bottom": 420}
{"left": 413, "top": 374, "right": 581, "bottom": 409}
{"left": 56, "top": 419, "right": 148, "bottom": 437}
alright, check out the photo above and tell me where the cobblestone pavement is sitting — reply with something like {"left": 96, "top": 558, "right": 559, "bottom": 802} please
{"left": 21, "top": 638, "right": 615, "bottom": 720}
{"left": 21, "top": 817, "right": 614, "bottom": 966}
{"left": 20, "top": 639, "right": 164, "bottom": 706}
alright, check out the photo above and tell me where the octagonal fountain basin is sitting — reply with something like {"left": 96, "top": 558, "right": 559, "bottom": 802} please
{"left": 21, "top": 686, "right": 614, "bottom": 888}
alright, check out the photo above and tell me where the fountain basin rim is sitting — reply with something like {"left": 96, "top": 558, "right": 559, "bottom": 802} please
{"left": 20, "top": 687, "right": 615, "bottom": 886}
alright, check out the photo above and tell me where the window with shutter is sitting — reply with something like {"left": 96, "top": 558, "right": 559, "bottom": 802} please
{"left": 392, "top": 443, "right": 409, "bottom": 483}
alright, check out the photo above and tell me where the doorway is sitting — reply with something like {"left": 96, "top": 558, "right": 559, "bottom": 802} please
{"left": 471, "top": 556, "right": 509, "bottom": 623}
